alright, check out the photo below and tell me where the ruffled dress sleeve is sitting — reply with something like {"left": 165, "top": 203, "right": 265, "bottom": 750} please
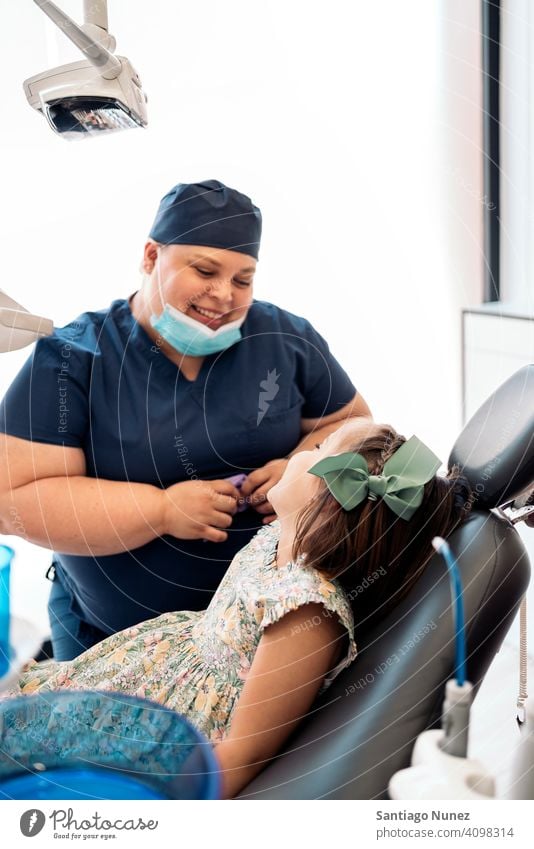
{"left": 252, "top": 538, "right": 358, "bottom": 695}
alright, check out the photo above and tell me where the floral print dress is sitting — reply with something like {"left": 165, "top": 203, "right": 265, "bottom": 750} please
{"left": 2, "top": 521, "right": 357, "bottom": 745}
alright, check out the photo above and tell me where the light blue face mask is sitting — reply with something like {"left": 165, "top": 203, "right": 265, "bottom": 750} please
{"left": 149, "top": 303, "right": 247, "bottom": 357}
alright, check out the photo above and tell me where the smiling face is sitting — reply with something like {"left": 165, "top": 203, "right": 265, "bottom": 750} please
{"left": 268, "top": 417, "right": 380, "bottom": 520}
{"left": 143, "top": 242, "right": 256, "bottom": 331}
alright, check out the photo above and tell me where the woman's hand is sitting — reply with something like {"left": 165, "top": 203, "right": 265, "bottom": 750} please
{"left": 162, "top": 479, "right": 240, "bottom": 543}
{"left": 239, "top": 458, "right": 289, "bottom": 524}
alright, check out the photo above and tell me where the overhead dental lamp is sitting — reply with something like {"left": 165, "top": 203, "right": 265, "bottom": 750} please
{"left": 23, "top": 0, "right": 147, "bottom": 138}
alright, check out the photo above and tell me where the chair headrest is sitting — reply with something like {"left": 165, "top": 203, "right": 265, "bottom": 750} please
{"left": 449, "top": 364, "right": 534, "bottom": 508}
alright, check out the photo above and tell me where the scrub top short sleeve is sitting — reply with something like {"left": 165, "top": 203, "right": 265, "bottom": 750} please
{"left": 0, "top": 325, "right": 92, "bottom": 448}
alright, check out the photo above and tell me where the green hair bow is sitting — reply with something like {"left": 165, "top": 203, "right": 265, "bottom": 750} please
{"left": 308, "top": 435, "right": 442, "bottom": 520}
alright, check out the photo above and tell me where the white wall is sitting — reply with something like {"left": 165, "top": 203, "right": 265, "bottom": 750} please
{"left": 0, "top": 0, "right": 485, "bottom": 632}
{"left": 463, "top": 312, "right": 534, "bottom": 654}
{"left": 474, "top": 0, "right": 534, "bottom": 653}
{"left": 501, "top": 0, "right": 534, "bottom": 313}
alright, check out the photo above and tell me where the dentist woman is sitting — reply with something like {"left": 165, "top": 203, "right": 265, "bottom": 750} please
{"left": 0, "top": 179, "right": 371, "bottom": 660}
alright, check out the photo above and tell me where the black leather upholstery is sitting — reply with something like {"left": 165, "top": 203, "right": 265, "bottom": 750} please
{"left": 237, "top": 365, "right": 534, "bottom": 800}
{"left": 237, "top": 512, "right": 529, "bottom": 798}
{"left": 450, "top": 364, "right": 534, "bottom": 508}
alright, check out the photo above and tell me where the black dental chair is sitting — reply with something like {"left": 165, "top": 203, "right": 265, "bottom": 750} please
{"left": 237, "top": 365, "right": 534, "bottom": 799}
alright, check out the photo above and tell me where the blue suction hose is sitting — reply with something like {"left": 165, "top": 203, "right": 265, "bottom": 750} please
{"left": 432, "top": 536, "right": 466, "bottom": 686}
{"left": 432, "top": 536, "right": 473, "bottom": 757}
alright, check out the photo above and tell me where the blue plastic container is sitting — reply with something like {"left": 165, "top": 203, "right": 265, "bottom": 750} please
{"left": 0, "top": 690, "right": 221, "bottom": 800}
{"left": 0, "top": 545, "right": 13, "bottom": 677}
{"left": 0, "top": 766, "right": 167, "bottom": 800}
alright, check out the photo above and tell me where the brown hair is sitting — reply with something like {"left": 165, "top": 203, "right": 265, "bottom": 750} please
{"left": 292, "top": 423, "right": 472, "bottom": 635}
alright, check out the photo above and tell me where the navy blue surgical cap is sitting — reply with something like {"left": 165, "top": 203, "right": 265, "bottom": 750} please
{"left": 148, "top": 179, "right": 262, "bottom": 260}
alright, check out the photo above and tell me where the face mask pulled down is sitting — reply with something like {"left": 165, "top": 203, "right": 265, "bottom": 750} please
{"left": 150, "top": 302, "right": 247, "bottom": 357}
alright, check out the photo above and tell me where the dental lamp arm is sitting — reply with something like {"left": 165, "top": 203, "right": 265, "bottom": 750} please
{"left": 33, "top": 0, "right": 121, "bottom": 79}
{"left": 83, "top": 0, "right": 108, "bottom": 31}
{"left": 0, "top": 290, "right": 54, "bottom": 352}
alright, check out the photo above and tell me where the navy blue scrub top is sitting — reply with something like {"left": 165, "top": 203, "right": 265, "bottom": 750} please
{"left": 0, "top": 296, "right": 356, "bottom": 634}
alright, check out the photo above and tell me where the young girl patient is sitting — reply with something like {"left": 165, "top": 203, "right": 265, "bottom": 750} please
{"left": 1, "top": 418, "right": 471, "bottom": 799}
